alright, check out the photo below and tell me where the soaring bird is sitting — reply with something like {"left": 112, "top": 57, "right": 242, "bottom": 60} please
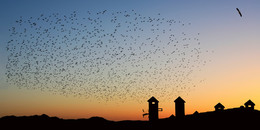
{"left": 236, "top": 8, "right": 242, "bottom": 17}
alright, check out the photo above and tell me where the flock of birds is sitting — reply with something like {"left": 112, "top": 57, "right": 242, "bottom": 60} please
{"left": 6, "top": 10, "right": 212, "bottom": 103}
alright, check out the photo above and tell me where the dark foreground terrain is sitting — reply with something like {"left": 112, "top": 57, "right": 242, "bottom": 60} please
{"left": 1, "top": 109, "right": 260, "bottom": 130}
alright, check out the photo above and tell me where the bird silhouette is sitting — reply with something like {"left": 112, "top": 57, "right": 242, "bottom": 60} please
{"left": 6, "top": 10, "right": 213, "bottom": 103}
{"left": 236, "top": 8, "right": 242, "bottom": 17}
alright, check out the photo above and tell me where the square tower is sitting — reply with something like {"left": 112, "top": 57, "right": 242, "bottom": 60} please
{"left": 174, "top": 96, "right": 185, "bottom": 119}
{"left": 148, "top": 96, "right": 159, "bottom": 121}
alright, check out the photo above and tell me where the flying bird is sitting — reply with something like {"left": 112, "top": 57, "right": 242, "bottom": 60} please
{"left": 6, "top": 10, "right": 212, "bottom": 103}
{"left": 236, "top": 8, "right": 242, "bottom": 17}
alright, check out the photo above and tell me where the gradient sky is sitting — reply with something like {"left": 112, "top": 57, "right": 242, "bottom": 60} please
{"left": 0, "top": 0, "right": 260, "bottom": 121}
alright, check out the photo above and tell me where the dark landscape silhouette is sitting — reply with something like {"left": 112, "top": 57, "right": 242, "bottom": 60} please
{"left": 1, "top": 96, "right": 260, "bottom": 129}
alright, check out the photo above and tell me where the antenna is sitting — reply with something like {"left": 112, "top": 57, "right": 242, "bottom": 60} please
{"left": 142, "top": 109, "right": 149, "bottom": 118}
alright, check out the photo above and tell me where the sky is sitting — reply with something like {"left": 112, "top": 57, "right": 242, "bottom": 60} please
{"left": 0, "top": 0, "right": 260, "bottom": 121}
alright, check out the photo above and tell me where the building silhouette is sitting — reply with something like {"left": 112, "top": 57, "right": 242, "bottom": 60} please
{"left": 143, "top": 96, "right": 163, "bottom": 121}
{"left": 143, "top": 96, "right": 258, "bottom": 127}
{"left": 147, "top": 96, "right": 159, "bottom": 121}
{"left": 214, "top": 103, "right": 225, "bottom": 111}
{"left": 245, "top": 99, "right": 255, "bottom": 110}
{"left": 174, "top": 96, "right": 185, "bottom": 119}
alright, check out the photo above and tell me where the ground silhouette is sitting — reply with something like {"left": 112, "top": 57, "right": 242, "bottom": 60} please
{"left": 1, "top": 97, "right": 260, "bottom": 129}
{"left": 1, "top": 109, "right": 260, "bottom": 130}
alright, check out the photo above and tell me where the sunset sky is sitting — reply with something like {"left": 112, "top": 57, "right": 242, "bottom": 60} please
{"left": 0, "top": 0, "right": 260, "bottom": 121}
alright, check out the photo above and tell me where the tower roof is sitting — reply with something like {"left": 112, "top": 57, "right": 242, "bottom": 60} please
{"left": 148, "top": 96, "right": 159, "bottom": 102}
{"left": 174, "top": 96, "right": 185, "bottom": 103}
{"left": 214, "top": 103, "right": 225, "bottom": 109}
{"left": 193, "top": 111, "right": 199, "bottom": 115}
{"left": 245, "top": 99, "right": 255, "bottom": 106}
